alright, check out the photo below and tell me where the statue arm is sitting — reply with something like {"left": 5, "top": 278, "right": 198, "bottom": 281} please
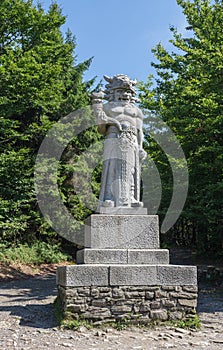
{"left": 93, "top": 105, "right": 122, "bottom": 135}
{"left": 136, "top": 110, "right": 147, "bottom": 161}
{"left": 91, "top": 92, "right": 122, "bottom": 134}
{"left": 136, "top": 111, "right": 144, "bottom": 148}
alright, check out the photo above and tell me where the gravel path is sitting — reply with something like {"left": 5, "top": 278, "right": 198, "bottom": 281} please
{"left": 0, "top": 274, "right": 223, "bottom": 350}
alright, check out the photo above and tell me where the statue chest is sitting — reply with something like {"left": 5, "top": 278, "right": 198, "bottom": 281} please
{"left": 104, "top": 104, "right": 138, "bottom": 119}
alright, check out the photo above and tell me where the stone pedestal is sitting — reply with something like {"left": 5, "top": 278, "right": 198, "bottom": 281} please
{"left": 57, "top": 215, "right": 198, "bottom": 323}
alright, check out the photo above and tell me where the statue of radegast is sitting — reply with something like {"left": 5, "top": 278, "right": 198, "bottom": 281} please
{"left": 92, "top": 74, "right": 147, "bottom": 212}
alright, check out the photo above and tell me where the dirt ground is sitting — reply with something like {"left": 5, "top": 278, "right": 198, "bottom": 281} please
{"left": 0, "top": 263, "right": 223, "bottom": 350}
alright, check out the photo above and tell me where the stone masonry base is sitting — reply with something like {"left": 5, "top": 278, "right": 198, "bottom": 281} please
{"left": 57, "top": 284, "right": 198, "bottom": 324}
{"left": 57, "top": 215, "right": 198, "bottom": 324}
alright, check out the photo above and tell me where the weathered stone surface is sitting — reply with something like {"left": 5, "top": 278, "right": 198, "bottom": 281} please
{"left": 56, "top": 265, "right": 109, "bottom": 287}
{"left": 168, "top": 311, "right": 184, "bottom": 320}
{"left": 99, "top": 207, "right": 147, "bottom": 215}
{"left": 162, "top": 299, "right": 176, "bottom": 308}
{"left": 125, "top": 291, "right": 145, "bottom": 298}
{"left": 112, "top": 288, "right": 125, "bottom": 299}
{"left": 76, "top": 249, "right": 128, "bottom": 264}
{"left": 91, "top": 299, "right": 107, "bottom": 307}
{"left": 127, "top": 249, "right": 169, "bottom": 264}
{"left": 109, "top": 265, "right": 157, "bottom": 286}
{"left": 170, "top": 291, "right": 197, "bottom": 299}
{"left": 155, "top": 290, "right": 167, "bottom": 298}
{"left": 57, "top": 264, "right": 197, "bottom": 287}
{"left": 178, "top": 298, "right": 197, "bottom": 307}
{"left": 111, "top": 305, "right": 132, "bottom": 314}
{"left": 145, "top": 291, "right": 154, "bottom": 300}
{"left": 76, "top": 248, "right": 169, "bottom": 265}
{"left": 67, "top": 304, "right": 87, "bottom": 312}
{"left": 150, "top": 309, "right": 168, "bottom": 321}
{"left": 157, "top": 265, "right": 197, "bottom": 286}
{"left": 150, "top": 301, "right": 161, "bottom": 309}
{"left": 58, "top": 283, "right": 198, "bottom": 323}
{"left": 84, "top": 215, "right": 159, "bottom": 249}
{"left": 93, "top": 75, "right": 147, "bottom": 211}
{"left": 139, "top": 301, "right": 151, "bottom": 312}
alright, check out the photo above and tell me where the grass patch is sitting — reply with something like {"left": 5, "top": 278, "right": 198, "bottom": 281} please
{"left": 61, "top": 319, "right": 93, "bottom": 330}
{"left": 172, "top": 314, "right": 201, "bottom": 330}
{"left": 0, "top": 241, "right": 71, "bottom": 265}
{"left": 110, "top": 319, "right": 131, "bottom": 330}
{"left": 53, "top": 313, "right": 201, "bottom": 331}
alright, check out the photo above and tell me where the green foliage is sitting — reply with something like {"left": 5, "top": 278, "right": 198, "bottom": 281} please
{"left": 111, "top": 319, "right": 131, "bottom": 330}
{"left": 139, "top": 0, "right": 223, "bottom": 256}
{"left": 0, "top": 241, "right": 70, "bottom": 264}
{"left": 0, "top": 0, "right": 99, "bottom": 248}
{"left": 55, "top": 314, "right": 201, "bottom": 331}
{"left": 61, "top": 318, "right": 93, "bottom": 330}
{"left": 172, "top": 314, "right": 201, "bottom": 330}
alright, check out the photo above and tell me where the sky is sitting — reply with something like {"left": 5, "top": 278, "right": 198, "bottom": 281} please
{"left": 36, "top": 0, "right": 188, "bottom": 84}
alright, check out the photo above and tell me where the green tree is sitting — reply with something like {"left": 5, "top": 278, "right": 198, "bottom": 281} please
{"left": 0, "top": 0, "right": 97, "bottom": 246}
{"left": 139, "top": 0, "right": 223, "bottom": 257}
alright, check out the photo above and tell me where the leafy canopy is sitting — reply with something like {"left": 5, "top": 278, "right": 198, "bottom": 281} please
{"left": 139, "top": 0, "right": 223, "bottom": 256}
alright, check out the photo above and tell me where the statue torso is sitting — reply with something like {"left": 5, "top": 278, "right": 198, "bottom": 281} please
{"left": 103, "top": 102, "right": 141, "bottom": 128}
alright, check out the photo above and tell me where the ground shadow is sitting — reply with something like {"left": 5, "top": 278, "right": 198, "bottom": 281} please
{"left": 0, "top": 274, "right": 58, "bottom": 329}
{"left": 197, "top": 282, "right": 223, "bottom": 313}
{"left": 0, "top": 274, "right": 56, "bottom": 301}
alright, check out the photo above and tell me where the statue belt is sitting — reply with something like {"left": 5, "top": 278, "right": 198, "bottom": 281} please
{"left": 107, "top": 125, "right": 137, "bottom": 136}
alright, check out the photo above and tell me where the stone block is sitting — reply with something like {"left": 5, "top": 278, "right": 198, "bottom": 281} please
{"left": 145, "top": 291, "right": 154, "bottom": 300}
{"left": 111, "top": 305, "right": 133, "bottom": 314}
{"left": 109, "top": 265, "right": 157, "bottom": 286}
{"left": 76, "top": 249, "right": 128, "bottom": 264}
{"left": 162, "top": 300, "right": 176, "bottom": 308}
{"left": 56, "top": 265, "right": 109, "bottom": 287}
{"left": 84, "top": 214, "right": 159, "bottom": 249}
{"left": 157, "top": 265, "right": 197, "bottom": 286}
{"left": 150, "top": 309, "right": 168, "bottom": 321}
{"left": 139, "top": 301, "right": 151, "bottom": 312}
{"left": 57, "top": 264, "right": 197, "bottom": 288}
{"left": 127, "top": 249, "right": 169, "bottom": 264}
{"left": 168, "top": 311, "right": 183, "bottom": 320}
{"left": 76, "top": 248, "right": 169, "bottom": 265}
{"left": 98, "top": 207, "right": 147, "bottom": 215}
{"left": 178, "top": 299, "right": 197, "bottom": 307}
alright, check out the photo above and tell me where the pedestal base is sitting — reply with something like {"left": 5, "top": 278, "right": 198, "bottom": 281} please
{"left": 57, "top": 282, "right": 198, "bottom": 323}
{"left": 56, "top": 264, "right": 197, "bottom": 323}
{"left": 56, "top": 214, "right": 198, "bottom": 323}
{"left": 84, "top": 214, "right": 160, "bottom": 248}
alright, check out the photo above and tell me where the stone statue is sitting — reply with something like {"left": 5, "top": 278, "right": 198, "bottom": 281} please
{"left": 92, "top": 74, "right": 147, "bottom": 212}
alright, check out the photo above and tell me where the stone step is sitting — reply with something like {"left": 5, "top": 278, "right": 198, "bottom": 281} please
{"left": 84, "top": 214, "right": 160, "bottom": 249}
{"left": 76, "top": 248, "right": 169, "bottom": 265}
{"left": 56, "top": 264, "right": 197, "bottom": 287}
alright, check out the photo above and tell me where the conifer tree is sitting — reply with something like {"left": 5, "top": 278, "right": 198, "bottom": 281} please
{"left": 0, "top": 0, "right": 97, "bottom": 245}
{"left": 139, "top": 0, "right": 223, "bottom": 256}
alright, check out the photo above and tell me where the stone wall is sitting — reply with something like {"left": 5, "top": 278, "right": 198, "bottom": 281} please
{"left": 58, "top": 284, "right": 198, "bottom": 324}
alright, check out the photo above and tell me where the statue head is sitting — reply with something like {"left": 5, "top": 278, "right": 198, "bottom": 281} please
{"left": 103, "top": 74, "right": 137, "bottom": 102}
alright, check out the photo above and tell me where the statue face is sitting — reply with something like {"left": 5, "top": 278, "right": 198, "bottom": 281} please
{"left": 113, "top": 88, "right": 132, "bottom": 102}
